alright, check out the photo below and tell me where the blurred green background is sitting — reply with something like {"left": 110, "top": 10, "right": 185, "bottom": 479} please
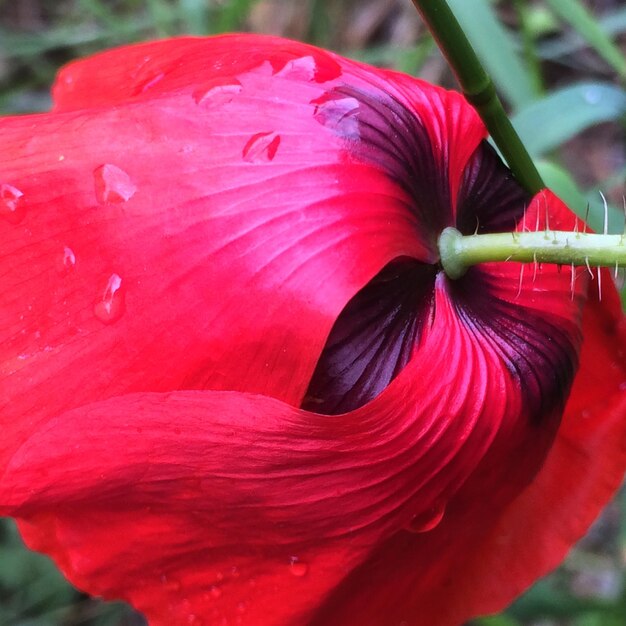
{"left": 0, "top": 1, "right": 624, "bottom": 625}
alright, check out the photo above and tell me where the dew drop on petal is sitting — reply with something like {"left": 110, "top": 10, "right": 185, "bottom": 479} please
{"left": 311, "top": 93, "right": 360, "bottom": 139}
{"left": 193, "top": 78, "right": 243, "bottom": 106}
{"left": 93, "top": 273, "right": 125, "bottom": 325}
{"left": 242, "top": 132, "right": 281, "bottom": 163}
{"left": 129, "top": 56, "right": 168, "bottom": 95}
{"left": 289, "top": 556, "right": 309, "bottom": 577}
{"left": 236, "top": 601, "right": 247, "bottom": 614}
{"left": 56, "top": 246, "right": 76, "bottom": 276}
{"left": 274, "top": 56, "right": 318, "bottom": 81}
{"left": 136, "top": 72, "right": 166, "bottom": 94}
{"left": 0, "top": 183, "right": 27, "bottom": 223}
{"left": 271, "top": 53, "right": 341, "bottom": 83}
{"left": 93, "top": 164, "right": 137, "bottom": 204}
{"left": 406, "top": 501, "right": 446, "bottom": 533}
{"left": 209, "top": 585, "right": 223, "bottom": 599}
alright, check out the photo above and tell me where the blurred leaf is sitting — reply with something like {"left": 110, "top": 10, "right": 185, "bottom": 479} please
{"left": 396, "top": 37, "right": 436, "bottom": 76}
{"left": 508, "top": 576, "right": 613, "bottom": 620}
{"left": 512, "top": 82, "right": 626, "bottom": 155}
{"left": 179, "top": 0, "right": 210, "bottom": 34}
{"left": 447, "top": 0, "right": 537, "bottom": 108}
{"left": 145, "top": 0, "right": 179, "bottom": 36}
{"left": 545, "top": 0, "right": 626, "bottom": 77}
{"left": 213, "top": 0, "right": 258, "bottom": 33}
{"left": 347, "top": 38, "right": 435, "bottom": 75}
{"left": 539, "top": 6, "right": 626, "bottom": 61}
{"left": 536, "top": 160, "right": 623, "bottom": 232}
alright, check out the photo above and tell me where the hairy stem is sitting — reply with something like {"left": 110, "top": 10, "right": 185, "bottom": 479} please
{"left": 439, "top": 227, "right": 626, "bottom": 279}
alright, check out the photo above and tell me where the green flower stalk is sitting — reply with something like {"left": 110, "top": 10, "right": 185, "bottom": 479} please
{"left": 439, "top": 228, "right": 626, "bottom": 280}
{"left": 410, "top": 0, "right": 544, "bottom": 195}
{"left": 412, "top": 0, "right": 625, "bottom": 283}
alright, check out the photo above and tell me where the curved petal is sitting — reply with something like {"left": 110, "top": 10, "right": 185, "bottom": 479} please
{"left": 305, "top": 276, "right": 626, "bottom": 626}
{"left": 2, "top": 34, "right": 623, "bottom": 626}
{"left": 1, "top": 36, "right": 488, "bottom": 465}
{"left": 0, "top": 264, "right": 579, "bottom": 626}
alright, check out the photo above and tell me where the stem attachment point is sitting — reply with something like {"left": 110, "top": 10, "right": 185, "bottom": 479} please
{"left": 438, "top": 227, "right": 626, "bottom": 280}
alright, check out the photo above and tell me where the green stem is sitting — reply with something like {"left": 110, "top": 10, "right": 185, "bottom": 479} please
{"left": 410, "top": 0, "right": 544, "bottom": 194}
{"left": 439, "top": 227, "right": 626, "bottom": 279}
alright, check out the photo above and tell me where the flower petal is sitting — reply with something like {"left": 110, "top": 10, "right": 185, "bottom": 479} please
{"left": 0, "top": 268, "right": 574, "bottom": 626}
{"left": 2, "top": 36, "right": 487, "bottom": 465}
{"left": 305, "top": 273, "right": 626, "bottom": 626}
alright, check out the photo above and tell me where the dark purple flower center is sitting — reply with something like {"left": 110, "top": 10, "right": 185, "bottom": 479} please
{"left": 303, "top": 86, "right": 578, "bottom": 417}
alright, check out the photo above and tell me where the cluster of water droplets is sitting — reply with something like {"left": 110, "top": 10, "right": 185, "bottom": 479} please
{"left": 1, "top": 51, "right": 355, "bottom": 338}
{"left": 154, "top": 552, "right": 315, "bottom": 626}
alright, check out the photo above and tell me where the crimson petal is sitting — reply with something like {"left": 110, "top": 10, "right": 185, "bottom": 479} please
{"left": 2, "top": 36, "right": 479, "bottom": 464}
{"left": 0, "top": 34, "right": 624, "bottom": 626}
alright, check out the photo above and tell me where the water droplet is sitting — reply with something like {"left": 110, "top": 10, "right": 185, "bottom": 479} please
{"left": 242, "top": 132, "right": 281, "bottom": 163}
{"left": 289, "top": 557, "right": 309, "bottom": 577}
{"left": 193, "top": 78, "right": 242, "bottom": 106}
{"left": 236, "top": 601, "right": 247, "bottom": 614}
{"left": 93, "top": 273, "right": 125, "bottom": 325}
{"left": 130, "top": 56, "right": 169, "bottom": 95}
{"left": 311, "top": 93, "right": 360, "bottom": 139}
{"left": 57, "top": 246, "right": 76, "bottom": 275}
{"left": 209, "top": 585, "right": 222, "bottom": 599}
{"left": 271, "top": 53, "right": 341, "bottom": 83}
{"left": 0, "top": 183, "right": 27, "bottom": 223}
{"left": 406, "top": 501, "right": 446, "bottom": 533}
{"left": 94, "top": 164, "right": 137, "bottom": 204}
{"left": 274, "top": 56, "right": 318, "bottom": 81}
{"left": 137, "top": 72, "right": 166, "bottom": 94}
{"left": 583, "top": 88, "right": 601, "bottom": 104}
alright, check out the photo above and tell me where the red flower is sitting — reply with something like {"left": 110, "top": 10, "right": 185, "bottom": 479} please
{"left": 0, "top": 35, "right": 624, "bottom": 626}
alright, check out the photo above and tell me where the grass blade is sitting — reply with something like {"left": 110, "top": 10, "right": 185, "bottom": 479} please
{"left": 545, "top": 0, "right": 626, "bottom": 77}
{"left": 512, "top": 82, "right": 626, "bottom": 155}
{"left": 447, "top": 0, "right": 537, "bottom": 108}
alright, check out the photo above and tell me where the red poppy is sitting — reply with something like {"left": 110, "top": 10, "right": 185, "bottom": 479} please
{"left": 0, "top": 35, "right": 624, "bottom": 626}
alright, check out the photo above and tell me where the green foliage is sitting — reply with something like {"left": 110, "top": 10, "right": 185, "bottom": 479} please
{"left": 447, "top": 0, "right": 538, "bottom": 108}
{"left": 545, "top": 0, "right": 626, "bottom": 78}
{"left": 512, "top": 83, "right": 626, "bottom": 157}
